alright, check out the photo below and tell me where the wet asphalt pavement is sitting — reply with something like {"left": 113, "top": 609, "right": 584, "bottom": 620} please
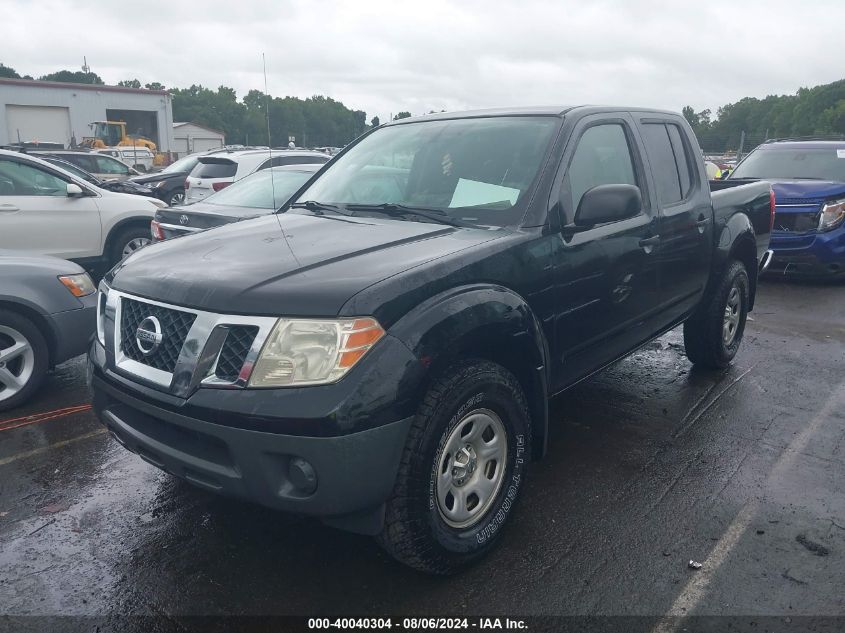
{"left": 0, "top": 278, "right": 843, "bottom": 626}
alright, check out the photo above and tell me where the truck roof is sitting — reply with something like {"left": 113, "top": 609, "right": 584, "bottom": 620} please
{"left": 383, "top": 105, "right": 683, "bottom": 125}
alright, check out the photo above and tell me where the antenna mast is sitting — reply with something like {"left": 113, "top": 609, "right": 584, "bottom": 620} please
{"left": 263, "top": 53, "right": 276, "bottom": 207}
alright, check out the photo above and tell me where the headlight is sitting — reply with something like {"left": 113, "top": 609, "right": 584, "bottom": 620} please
{"left": 819, "top": 199, "right": 845, "bottom": 231}
{"left": 249, "top": 318, "right": 385, "bottom": 387}
{"left": 96, "top": 281, "right": 110, "bottom": 346}
{"left": 58, "top": 273, "right": 96, "bottom": 297}
{"left": 153, "top": 180, "right": 168, "bottom": 189}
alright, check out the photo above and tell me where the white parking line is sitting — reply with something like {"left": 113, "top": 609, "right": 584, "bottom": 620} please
{"left": 0, "top": 428, "right": 107, "bottom": 467}
{"left": 653, "top": 381, "right": 845, "bottom": 630}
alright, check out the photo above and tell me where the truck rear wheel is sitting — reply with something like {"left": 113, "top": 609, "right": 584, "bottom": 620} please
{"left": 378, "top": 360, "right": 531, "bottom": 574}
{"left": 683, "top": 260, "right": 749, "bottom": 370}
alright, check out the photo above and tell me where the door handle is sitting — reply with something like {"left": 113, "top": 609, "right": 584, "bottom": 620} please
{"left": 0, "top": 204, "right": 19, "bottom": 213}
{"left": 639, "top": 235, "right": 660, "bottom": 247}
{"left": 695, "top": 218, "right": 710, "bottom": 227}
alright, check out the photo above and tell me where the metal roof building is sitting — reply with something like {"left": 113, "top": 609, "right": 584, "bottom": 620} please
{"left": 0, "top": 78, "right": 175, "bottom": 153}
{"left": 172, "top": 121, "right": 225, "bottom": 156}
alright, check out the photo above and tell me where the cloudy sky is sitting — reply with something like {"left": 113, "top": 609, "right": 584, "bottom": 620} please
{"left": 4, "top": 0, "right": 844, "bottom": 122}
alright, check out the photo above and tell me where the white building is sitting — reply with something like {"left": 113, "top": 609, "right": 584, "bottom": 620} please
{"left": 172, "top": 122, "right": 225, "bottom": 156}
{"left": 0, "top": 78, "right": 175, "bottom": 154}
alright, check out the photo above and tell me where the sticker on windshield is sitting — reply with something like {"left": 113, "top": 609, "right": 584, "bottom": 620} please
{"left": 837, "top": 150, "right": 845, "bottom": 158}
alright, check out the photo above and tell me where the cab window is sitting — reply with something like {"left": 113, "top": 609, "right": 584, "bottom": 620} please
{"left": 94, "top": 156, "right": 129, "bottom": 175}
{"left": 566, "top": 124, "right": 638, "bottom": 221}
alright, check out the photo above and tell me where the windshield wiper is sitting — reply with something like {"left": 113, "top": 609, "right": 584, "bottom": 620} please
{"left": 345, "top": 203, "right": 470, "bottom": 227}
{"left": 288, "top": 200, "right": 352, "bottom": 215}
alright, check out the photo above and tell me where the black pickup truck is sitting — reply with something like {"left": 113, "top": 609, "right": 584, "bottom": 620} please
{"left": 89, "top": 106, "right": 773, "bottom": 574}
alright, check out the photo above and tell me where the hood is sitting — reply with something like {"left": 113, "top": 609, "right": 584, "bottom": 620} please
{"left": 772, "top": 180, "right": 845, "bottom": 203}
{"left": 109, "top": 213, "right": 502, "bottom": 317}
{"left": 128, "top": 171, "right": 185, "bottom": 185}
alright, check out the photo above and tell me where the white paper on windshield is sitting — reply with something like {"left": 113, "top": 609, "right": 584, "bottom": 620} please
{"left": 449, "top": 178, "right": 520, "bottom": 208}
{"left": 837, "top": 149, "right": 845, "bottom": 158}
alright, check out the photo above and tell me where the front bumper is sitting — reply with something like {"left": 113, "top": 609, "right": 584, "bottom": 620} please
{"left": 768, "top": 226, "right": 845, "bottom": 277}
{"left": 92, "top": 368, "right": 412, "bottom": 530}
{"left": 48, "top": 293, "right": 98, "bottom": 364}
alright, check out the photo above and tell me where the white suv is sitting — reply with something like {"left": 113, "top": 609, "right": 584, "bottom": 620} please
{"left": 0, "top": 149, "right": 166, "bottom": 271}
{"left": 184, "top": 149, "right": 330, "bottom": 203}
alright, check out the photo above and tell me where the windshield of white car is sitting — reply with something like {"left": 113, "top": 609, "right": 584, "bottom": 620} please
{"left": 205, "top": 169, "right": 313, "bottom": 209}
{"left": 290, "top": 116, "right": 560, "bottom": 227}
{"left": 731, "top": 147, "right": 845, "bottom": 181}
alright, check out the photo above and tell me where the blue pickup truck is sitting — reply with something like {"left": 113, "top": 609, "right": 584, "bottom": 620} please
{"left": 728, "top": 139, "right": 845, "bottom": 278}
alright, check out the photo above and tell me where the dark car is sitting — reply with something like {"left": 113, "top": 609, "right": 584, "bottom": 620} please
{"left": 127, "top": 154, "right": 201, "bottom": 207}
{"left": 90, "top": 106, "right": 773, "bottom": 574}
{"left": 151, "top": 164, "right": 322, "bottom": 241}
{"left": 1, "top": 252, "right": 97, "bottom": 410}
{"left": 43, "top": 157, "right": 157, "bottom": 198}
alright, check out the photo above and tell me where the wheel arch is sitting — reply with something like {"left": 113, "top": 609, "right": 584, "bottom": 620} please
{"left": 104, "top": 217, "right": 153, "bottom": 256}
{"left": 389, "top": 284, "right": 551, "bottom": 461}
{"left": 714, "top": 213, "right": 759, "bottom": 311}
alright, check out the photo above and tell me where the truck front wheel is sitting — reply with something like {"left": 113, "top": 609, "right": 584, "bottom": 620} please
{"left": 378, "top": 360, "right": 531, "bottom": 574}
{"left": 684, "top": 260, "right": 750, "bottom": 369}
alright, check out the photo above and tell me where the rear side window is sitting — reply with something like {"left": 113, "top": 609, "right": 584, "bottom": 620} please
{"left": 567, "top": 124, "right": 638, "bottom": 217}
{"left": 642, "top": 122, "right": 694, "bottom": 205}
{"left": 642, "top": 124, "right": 682, "bottom": 205}
{"left": 62, "top": 154, "right": 97, "bottom": 173}
{"left": 193, "top": 160, "right": 237, "bottom": 179}
{"left": 666, "top": 124, "right": 693, "bottom": 196}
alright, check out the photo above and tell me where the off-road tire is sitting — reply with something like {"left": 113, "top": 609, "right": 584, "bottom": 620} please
{"left": 377, "top": 360, "right": 532, "bottom": 574}
{"left": 0, "top": 309, "right": 49, "bottom": 412}
{"left": 684, "top": 260, "right": 750, "bottom": 370}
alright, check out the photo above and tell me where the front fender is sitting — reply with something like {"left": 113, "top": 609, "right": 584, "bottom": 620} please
{"left": 389, "top": 284, "right": 551, "bottom": 459}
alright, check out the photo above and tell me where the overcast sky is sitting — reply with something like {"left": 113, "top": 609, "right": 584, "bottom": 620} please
{"left": 4, "top": 0, "right": 844, "bottom": 122}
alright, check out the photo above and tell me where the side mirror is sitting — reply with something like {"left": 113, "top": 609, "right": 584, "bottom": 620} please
{"left": 66, "top": 183, "right": 85, "bottom": 197}
{"left": 574, "top": 184, "right": 642, "bottom": 227}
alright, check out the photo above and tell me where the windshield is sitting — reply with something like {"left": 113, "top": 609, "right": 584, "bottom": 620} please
{"left": 292, "top": 116, "right": 559, "bottom": 227}
{"left": 731, "top": 147, "right": 845, "bottom": 181}
{"left": 205, "top": 169, "right": 313, "bottom": 209}
{"left": 163, "top": 156, "right": 200, "bottom": 174}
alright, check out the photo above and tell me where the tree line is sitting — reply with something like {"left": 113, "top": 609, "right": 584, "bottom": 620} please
{"left": 683, "top": 78, "right": 845, "bottom": 153}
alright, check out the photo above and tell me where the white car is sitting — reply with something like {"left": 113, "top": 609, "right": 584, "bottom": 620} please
{"left": 94, "top": 147, "right": 156, "bottom": 173}
{"left": 184, "top": 149, "right": 330, "bottom": 203}
{"left": 0, "top": 149, "right": 166, "bottom": 271}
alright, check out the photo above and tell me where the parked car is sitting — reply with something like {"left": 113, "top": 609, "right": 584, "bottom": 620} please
{"left": 89, "top": 106, "right": 772, "bottom": 574}
{"left": 0, "top": 252, "right": 97, "bottom": 410}
{"left": 727, "top": 139, "right": 845, "bottom": 277}
{"left": 151, "top": 164, "right": 322, "bottom": 241}
{"left": 94, "top": 147, "right": 155, "bottom": 173}
{"left": 184, "top": 149, "right": 329, "bottom": 204}
{"left": 0, "top": 149, "right": 166, "bottom": 271}
{"left": 127, "top": 154, "right": 204, "bottom": 207}
{"left": 42, "top": 157, "right": 157, "bottom": 199}
{"left": 30, "top": 150, "right": 140, "bottom": 182}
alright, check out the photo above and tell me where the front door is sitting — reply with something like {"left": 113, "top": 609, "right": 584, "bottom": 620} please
{"left": 0, "top": 156, "right": 102, "bottom": 259}
{"left": 549, "top": 117, "right": 662, "bottom": 390}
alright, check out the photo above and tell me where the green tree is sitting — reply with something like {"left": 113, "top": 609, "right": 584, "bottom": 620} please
{"left": 39, "top": 69, "right": 104, "bottom": 84}
{"left": 0, "top": 63, "right": 20, "bottom": 78}
{"left": 145, "top": 82, "right": 165, "bottom": 90}
{"left": 118, "top": 79, "right": 141, "bottom": 88}
{"left": 393, "top": 111, "right": 412, "bottom": 120}
{"left": 370, "top": 116, "right": 380, "bottom": 128}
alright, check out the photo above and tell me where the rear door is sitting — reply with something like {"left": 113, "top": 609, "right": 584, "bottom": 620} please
{"left": 635, "top": 117, "right": 713, "bottom": 326}
{"left": 0, "top": 156, "right": 102, "bottom": 259}
{"left": 550, "top": 114, "right": 662, "bottom": 389}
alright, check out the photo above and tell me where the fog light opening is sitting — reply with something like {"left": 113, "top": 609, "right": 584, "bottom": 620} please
{"left": 288, "top": 457, "right": 318, "bottom": 495}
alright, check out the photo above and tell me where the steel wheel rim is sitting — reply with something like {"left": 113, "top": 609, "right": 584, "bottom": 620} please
{"left": 122, "top": 237, "right": 150, "bottom": 258}
{"left": 435, "top": 408, "right": 508, "bottom": 529}
{"left": 0, "top": 325, "right": 35, "bottom": 401}
{"left": 723, "top": 284, "right": 741, "bottom": 345}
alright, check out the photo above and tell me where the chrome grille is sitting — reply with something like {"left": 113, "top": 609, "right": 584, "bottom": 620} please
{"left": 215, "top": 326, "right": 259, "bottom": 382}
{"left": 119, "top": 298, "right": 196, "bottom": 373}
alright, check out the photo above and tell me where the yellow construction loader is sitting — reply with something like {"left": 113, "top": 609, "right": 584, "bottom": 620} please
{"left": 80, "top": 121, "right": 166, "bottom": 165}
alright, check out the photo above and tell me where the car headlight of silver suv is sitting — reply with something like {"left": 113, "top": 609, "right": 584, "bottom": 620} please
{"left": 249, "top": 317, "right": 385, "bottom": 387}
{"left": 819, "top": 198, "right": 845, "bottom": 232}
